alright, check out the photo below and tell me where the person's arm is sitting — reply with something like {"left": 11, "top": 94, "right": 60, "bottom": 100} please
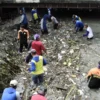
{"left": 28, "top": 62, "right": 36, "bottom": 72}
{"left": 41, "top": 43, "right": 47, "bottom": 53}
{"left": 43, "top": 58, "right": 47, "bottom": 66}
{"left": 16, "top": 91, "right": 21, "bottom": 100}
{"left": 17, "top": 31, "right": 20, "bottom": 40}
{"left": 20, "top": 15, "right": 24, "bottom": 23}
{"left": 27, "top": 30, "right": 29, "bottom": 39}
{"left": 83, "top": 31, "right": 89, "bottom": 37}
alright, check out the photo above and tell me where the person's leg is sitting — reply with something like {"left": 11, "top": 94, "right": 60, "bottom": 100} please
{"left": 44, "top": 29, "right": 48, "bottom": 34}
{"left": 24, "top": 42, "right": 28, "bottom": 50}
{"left": 79, "top": 27, "right": 83, "bottom": 31}
{"left": 32, "top": 75, "right": 38, "bottom": 85}
{"left": 24, "top": 24, "right": 28, "bottom": 29}
{"left": 88, "top": 77, "right": 100, "bottom": 89}
{"left": 87, "top": 37, "right": 93, "bottom": 40}
{"left": 34, "top": 20, "right": 36, "bottom": 24}
{"left": 38, "top": 74, "right": 44, "bottom": 85}
{"left": 19, "top": 43, "right": 23, "bottom": 53}
{"left": 54, "top": 23, "right": 58, "bottom": 29}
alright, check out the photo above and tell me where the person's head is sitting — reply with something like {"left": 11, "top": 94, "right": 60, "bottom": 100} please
{"left": 20, "top": 25, "right": 25, "bottom": 31}
{"left": 84, "top": 23, "right": 88, "bottom": 28}
{"left": 10, "top": 80, "right": 18, "bottom": 89}
{"left": 98, "top": 61, "right": 100, "bottom": 69}
{"left": 19, "top": 9, "right": 23, "bottom": 15}
{"left": 30, "top": 49, "right": 37, "bottom": 56}
{"left": 72, "top": 14, "right": 75, "bottom": 18}
{"left": 37, "top": 86, "right": 47, "bottom": 96}
{"left": 34, "top": 34, "right": 40, "bottom": 41}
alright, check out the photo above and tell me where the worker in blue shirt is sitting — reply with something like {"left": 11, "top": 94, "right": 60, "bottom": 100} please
{"left": 1, "top": 80, "right": 21, "bottom": 100}
{"left": 19, "top": 8, "right": 28, "bottom": 29}
{"left": 75, "top": 20, "right": 84, "bottom": 32}
{"left": 28, "top": 49, "right": 47, "bottom": 88}
{"left": 40, "top": 14, "right": 51, "bottom": 34}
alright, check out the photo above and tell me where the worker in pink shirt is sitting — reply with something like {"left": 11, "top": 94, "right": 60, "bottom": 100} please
{"left": 31, "top": 86, "right": 47, "bottom": 100}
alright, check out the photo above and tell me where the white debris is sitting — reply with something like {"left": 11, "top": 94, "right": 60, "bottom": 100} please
{"left": 58, "top": 53, "right": 62, "bottom": 61}
{"left": 70, "top": 49, "right": 74, "bottom": 54}
{"left": 61, "top": 50, "right": 66, "bottom": 54}
{"left": 78, "top": 90, "right": 84, "bottom": 96}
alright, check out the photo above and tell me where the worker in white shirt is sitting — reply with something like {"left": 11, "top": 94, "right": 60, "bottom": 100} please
{"left": 83, "top": 23, "right": 93, "bottom": 40}
{"left": 51, "top": 16, "right": 59, "bottom": 29}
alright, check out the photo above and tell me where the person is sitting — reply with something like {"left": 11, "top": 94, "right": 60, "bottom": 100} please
{"left": 25, "top": 34, "right": 46, "bottom": 64}
{"left": 51, "top": 16, "right": 59, "bottom": 29}
{"left": 19, "top": 8, "right": 28, "bottom": 29}
{"left": 31, "top": 8, "right": 39, "bottom": 24}
{"left": 72, "top": 14, "right": 81, "bottom": 23}
{"left": 28, "top": 49, "right": 47, "bottom": 87}
{"left": 48, "top": 8, "right": 52, "bottom": 16}
{"left": 41, "top": 14, "right": 50, "bottom": 34}
{"left": 87, "top": 62, "right": 100, "bottom": 89}
{"left": 75, "top": 20, "right": 84, "bottom": 32}
{"left": 83, "top": 23, "right": 93, "bottom": 40}
{"left": 31, "top": 86, "right": 47, "bottom": 100}
{"left": 1, "top": 80, "right": 21, "bottom": 100}
{"left": 18, "top": 25, "right": 29, "bottom": 53}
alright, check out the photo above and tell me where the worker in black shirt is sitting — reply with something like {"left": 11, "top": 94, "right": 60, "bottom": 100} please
{"left": 17, "top": 25, "right": 29, "bottom": 53}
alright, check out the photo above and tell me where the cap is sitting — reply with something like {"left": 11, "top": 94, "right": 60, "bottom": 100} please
{"left": 10, "top": 80, "right": 18, "bottom": 86}
{"left": 37, "top": 86, "right": 47, "bottom": 95}
{"left": 29, "top": 49, "right": 36, "bottom": 54}
{"left": 34, "top": 34, "right": 40, "bottom": 40}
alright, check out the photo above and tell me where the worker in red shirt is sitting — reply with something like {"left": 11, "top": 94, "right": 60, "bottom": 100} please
{"left": 32, "top": 34, "right": 46, "bottom": 55}
{"left": 25, "top": 34, "right": 46, "bottom": 64}
{"left": 31, "top": 86, "right": 47, "bottom": 100}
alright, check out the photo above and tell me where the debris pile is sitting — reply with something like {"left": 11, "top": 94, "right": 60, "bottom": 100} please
{"left": 0, "top": 25, "right": 21, "bottom": 92}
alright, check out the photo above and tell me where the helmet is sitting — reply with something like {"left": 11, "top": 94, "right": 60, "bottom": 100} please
{"left": 10, "top": 80, "right": 18, "bottom": 86}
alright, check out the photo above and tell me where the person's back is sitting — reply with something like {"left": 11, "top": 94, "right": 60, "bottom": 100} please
{"left": 31, "top": 41, "right": 45, "bottom": 55}
{"left": 31, "top": 94, "right": 47, "bottom": 100}
{"left": 87, "top": 67, "right": 100, "bottom": 77}
{"left": 76, "top": 20, "right": 83, "bottom": 28}
{"left": 87, "top": 26, "right": 93, "bottom": 38}
{"left": 87, "top": 63, "right": 100, "bottom": 89}
{"left": 2, "top": 87, "right": 16, "bottom": 100}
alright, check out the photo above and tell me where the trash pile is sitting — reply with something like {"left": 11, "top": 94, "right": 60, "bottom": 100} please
{"left": 0, "top": 18, "right": 86, "bottom": 99}
{"left": 0, "top": 24, "right": 21, "bottom": 92}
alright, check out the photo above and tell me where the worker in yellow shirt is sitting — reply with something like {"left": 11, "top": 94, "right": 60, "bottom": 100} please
{"left": 31, "top": 8, "right": 39, "bottom": 24}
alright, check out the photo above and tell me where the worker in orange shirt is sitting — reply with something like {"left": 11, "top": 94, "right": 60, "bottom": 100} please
{"left": 18, "top": 25, "right": 29, "bottom": 53}
{"left": 87, "top": 62, "right": 100, "bottom": 89}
